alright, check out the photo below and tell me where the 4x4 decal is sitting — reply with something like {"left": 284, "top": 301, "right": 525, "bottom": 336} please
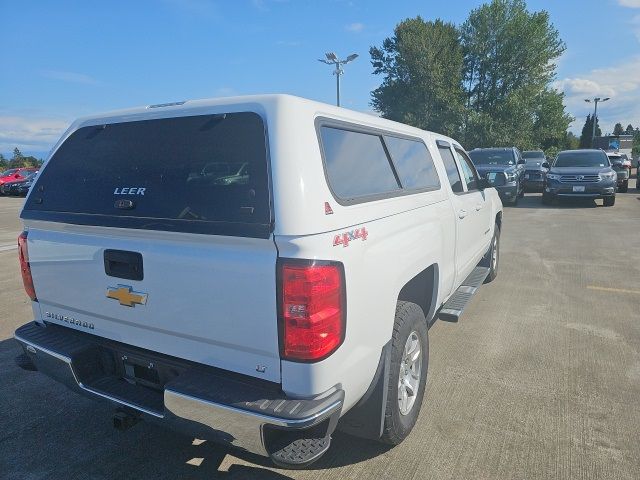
{"left": 333, "top": 227, "right": 368, "bottom": 247}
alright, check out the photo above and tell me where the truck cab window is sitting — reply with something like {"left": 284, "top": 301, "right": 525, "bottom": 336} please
{"left": 455, "top": 149, "right": 480, "bottom": 191}
{"left": 438, "top": 145, "right": 464, "bottom": 193}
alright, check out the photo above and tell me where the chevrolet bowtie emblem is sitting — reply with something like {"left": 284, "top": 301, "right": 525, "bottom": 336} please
{"left": 106, "top": 285, "right": 148, "bottom": 307}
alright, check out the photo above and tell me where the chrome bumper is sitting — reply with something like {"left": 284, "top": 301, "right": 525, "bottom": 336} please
{"left": 15, "top": 321, "right": 343, "bottom": 458}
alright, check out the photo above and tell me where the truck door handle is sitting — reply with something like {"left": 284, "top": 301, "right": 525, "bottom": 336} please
{"left": 475, "top": 203, "right": 483, "bottom": 211}
{"left": 458, "top": 209, "right": 468, "bottom": 219}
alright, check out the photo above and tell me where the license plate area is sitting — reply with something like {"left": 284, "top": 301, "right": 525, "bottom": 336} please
{"left": 573, "top": 186, "right": 585, "bottom": 192}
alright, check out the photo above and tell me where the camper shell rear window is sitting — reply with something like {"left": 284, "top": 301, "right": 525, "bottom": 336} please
{"left": 22, "top": 112, "right": 273, "bottom": 238}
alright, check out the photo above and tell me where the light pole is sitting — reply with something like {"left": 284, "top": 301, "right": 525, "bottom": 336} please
{"left": 318, "top": 52, "right": 358, "bottom": 107}
{"left": 584, "top": 97, "right": 610, "bottom": 147}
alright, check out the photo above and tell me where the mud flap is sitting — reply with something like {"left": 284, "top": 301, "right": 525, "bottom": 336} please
{"left": 336, "top": 341, "right": 390, "bottom": 440}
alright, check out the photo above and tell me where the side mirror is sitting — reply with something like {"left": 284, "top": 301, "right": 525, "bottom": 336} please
{"left": 541, "top": 162, "right": 550, "bottom": 169}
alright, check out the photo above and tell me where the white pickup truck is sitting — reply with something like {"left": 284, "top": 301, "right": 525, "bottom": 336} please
{"left": 14, "top": 95, "right": 503, "bottom": 468}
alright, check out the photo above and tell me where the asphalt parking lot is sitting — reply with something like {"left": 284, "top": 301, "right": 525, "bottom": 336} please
{"left": 1, "top": 179, "right": 639, "bottom": 480}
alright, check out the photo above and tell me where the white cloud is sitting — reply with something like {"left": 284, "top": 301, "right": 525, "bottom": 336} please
{"left": 554, "top": 56, "right": 640, "bottom": 133}
{"left": 345, "top": 22, "right": 364, "bottom": 33}
{"left": 617, "top": 0, "right": 640, "bottom": 40}
{"left": 41, "top": 70, "right": 99, "bottom": 85}
{"left": 0, "top": 116, "right": 69, "bottom": 154}
{"left": 553, "top": 78, "right": 615, "bottom": 97}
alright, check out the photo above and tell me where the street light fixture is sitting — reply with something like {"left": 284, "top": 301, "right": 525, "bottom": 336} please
{"left": 584, "top": 97, "right": 610, "bottom": 148}
{"left": 318, "top": 52, "right": 359, "bottom": 107}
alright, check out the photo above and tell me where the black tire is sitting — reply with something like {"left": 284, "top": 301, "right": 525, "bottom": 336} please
{"left": 381, "top": 302, "right": 429, "bottom": 446}
{"left": 619, "top": 181, "right": 628, "bottom": 193}
{"left": 518, "top": 184, "right": 525, "bottom": 198}
{"left": 481, "top": 224, "right": 500, "bottom": 283}
{"left": 542, "top": 192, "right": 553, "bottom": 205}
{"left": 603, "top": 196, "right": 615, "bottom": 207}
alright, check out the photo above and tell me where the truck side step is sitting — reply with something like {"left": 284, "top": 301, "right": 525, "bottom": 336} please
{"left": 438, "top": 266, "right": 490, "bottom": 323}
{"left": 270, "top": 437, "right": 331, "bottom": 469}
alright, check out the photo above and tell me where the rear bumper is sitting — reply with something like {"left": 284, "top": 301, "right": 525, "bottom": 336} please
{"left": 14, "top": 321, "right": 343, "bottom": 460}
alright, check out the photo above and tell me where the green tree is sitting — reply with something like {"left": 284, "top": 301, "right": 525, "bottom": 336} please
{"left": 369, "top": 0, "right": 571, "bottom": 150}
{"left": 579, "top": 114, "right": 601, "bottom": 148}
{"left": 593, "top": 117, "right": 602, "bottom": 140}
{"left": 613, "top": 122, "right": 624, "bottom": 136}
{"left": 7, "top": 148, "right": 43, "bottom": 168}
{"left": 633, "top": 128, "right": 640, "bottom": 158}
{"left": 460, "top": 0, "right": 567, "bottom": 147}
{"left": 371, "top": 17, "right": 465, "bottom": 137}
{"left": 9, "top": 147, "right": 26, "bottom": 168}
{"left": 0, "top": 154, "right": 8, "bottom": 171}
{"left": 545, "top": 131, "right": 579, "bottom": 159}
{"left": 531, "top": 88, "right": 574, "bottom": 151}
{"left": 563, "top": 131, "right": 579, "bottom": 150}
{"left": 625, "top": 124, "right": 634, "bottom": 135}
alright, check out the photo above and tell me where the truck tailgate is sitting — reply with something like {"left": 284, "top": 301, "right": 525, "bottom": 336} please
{"left": 27, "top": 225, "right": 281, "bottom": 382}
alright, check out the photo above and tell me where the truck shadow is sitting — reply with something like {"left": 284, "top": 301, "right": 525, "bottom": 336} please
{"left": 1, "top": 337, "right": 388, "bottom": 479}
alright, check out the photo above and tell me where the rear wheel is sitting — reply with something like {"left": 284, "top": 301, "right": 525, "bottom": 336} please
{"left": 381, "top": 302, "right": 429, "bottom": 445}
{"left": 603, "top": 196, "right": 616, "bottom": 207}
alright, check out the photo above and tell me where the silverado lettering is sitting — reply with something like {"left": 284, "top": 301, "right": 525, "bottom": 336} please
{"left": 45, "top": 311, "right": 94, "bottom": 330}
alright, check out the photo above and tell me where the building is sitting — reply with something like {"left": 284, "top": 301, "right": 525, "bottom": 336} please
{"left": 593, "top": 135, "right": 633, "bottom": 154}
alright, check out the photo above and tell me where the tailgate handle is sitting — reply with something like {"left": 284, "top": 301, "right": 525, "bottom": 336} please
{"left": 104, "top": 250, "right": 144, "bottom": 281}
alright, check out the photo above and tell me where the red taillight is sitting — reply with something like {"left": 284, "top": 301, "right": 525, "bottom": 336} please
{"left": 18, "top": 231, "right": 37, "bottom": 301}
{"left": 279, "top": 262, "right": 345, "bottom": 361}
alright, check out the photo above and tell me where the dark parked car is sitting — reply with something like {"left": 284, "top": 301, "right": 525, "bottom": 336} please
{"left": 542, "top": 150, "right": 617, "bottom": 206}
{"left": 468, "top": 147, "right": 525, "bottom": 205}
{"left": 0, "top": 171, "right": 38, "bottom": 196}
{"left": 606, "top": 153, "right": 629, "bottom": 192}
{"left": 522, "top": 150, "right": 549, "bottom": 192}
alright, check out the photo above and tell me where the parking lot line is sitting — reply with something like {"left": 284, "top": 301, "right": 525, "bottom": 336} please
{"left": 0, "top": 244, "right": 17, "bottom": 252}
{"left": 587, "top": 285, "right": 640, "bottom": 295}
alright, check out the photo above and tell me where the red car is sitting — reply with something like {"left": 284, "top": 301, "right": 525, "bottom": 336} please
{"left": 0, "top": 168, "right": 38, "bottom": 194}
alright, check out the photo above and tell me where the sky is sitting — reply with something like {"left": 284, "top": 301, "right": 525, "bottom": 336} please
{"left": 2, "top": 0, "right": 640, "bottom": 158}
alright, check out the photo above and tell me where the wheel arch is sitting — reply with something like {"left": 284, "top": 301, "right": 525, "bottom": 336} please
{"left": 397, "top": 263, "right": 439, "bottom": 327}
